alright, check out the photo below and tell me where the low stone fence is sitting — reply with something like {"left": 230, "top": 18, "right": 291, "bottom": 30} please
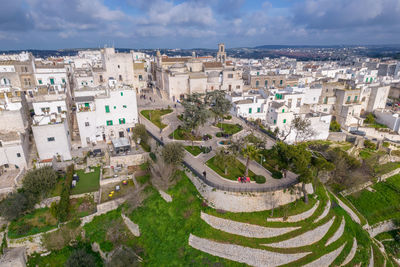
{"left": 100, "top": 175, "right": 133, "bottom": 186}
{"left": 367, "top": 220, "right": 399, "bottom": 237}
{"left": 34, "top": 192, "right": 100, "bottom": 209}
{"left": 342, "top": 167, "right": 400, "bottom": 196}
{"left": 327, "top": 132, "right": 347, "bottom": 142}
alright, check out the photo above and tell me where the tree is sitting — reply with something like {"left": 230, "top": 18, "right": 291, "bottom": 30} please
{"left": 22, "top": 167, "right": 58, "bottom": 199}
{"left": 205, "top": 90, "right": 232, "bottom": 123}
{"left": 0, "top": 192, "right": 31, "bottom": 220}
{"left": 329, "top": 119, "right": 341, "bottom": 132}
{"left": 132, "top": 124, "right": 149, "bottom": 145}
{"left": 241, "top": 144, "right": 259, "bottom": 177}
{"left": 107, "top": 246, "right": 140, "bottom": 267}
{"left": 364, "top": 113, "right": 375, "bottom": 124}
{"left": 182, "top": 93, "right": 209, "bottom": 135}
{"left": 65, "top": 249, "right": 96, "bottom": 267}
{"left": 215, "top": 148, "right": 236, "bottom": 175}
{"left": 281, "top": 116, "right": 315, "bottom": 143}
{"left": 161, "top": 142, "right": 185, "bottom": 168}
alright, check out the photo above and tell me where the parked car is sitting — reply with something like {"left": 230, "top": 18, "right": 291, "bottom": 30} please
{"left": 90, "top": 148, "right": 104, "bottom": 157}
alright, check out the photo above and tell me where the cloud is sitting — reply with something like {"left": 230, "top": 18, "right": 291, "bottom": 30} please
{"left": 0, "top": 0, "right": 34, "bottom": 31}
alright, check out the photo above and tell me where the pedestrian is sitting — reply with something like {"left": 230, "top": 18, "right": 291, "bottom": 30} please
{"left": 160, "top": 128, "right": 162, "bottom": 134}
{"left": 203, "top": 171, "right": 206, "bottom": 178}
{"left": 174, "top": 104, "right": 177, "bottom": 108}
{"left": 161, "top": 136, "right": 163, "bottom": 142}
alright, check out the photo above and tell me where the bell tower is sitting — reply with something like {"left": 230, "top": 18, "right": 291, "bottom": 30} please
{"left": 216, "top": 43, "right": 226, "bottom": 63}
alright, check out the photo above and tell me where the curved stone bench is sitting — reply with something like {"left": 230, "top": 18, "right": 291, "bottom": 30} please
{"left": 200, "top": 212, "right": 300, "bottom": 238}
{"left": 326, "top": 217, "right": 345, "bottom": 246}
{"left": 303, "top": 242, "right": 346, "bottom": 267}
{"left": 268, "top": 200, "right": 320, "bottom": 223}
{"left": 264, "top": 216, "right": 335, "bottom": 248}
{"left": 189, "top": 234, "right": 310, "bottom": 267}
{"left": 341, "top": 238, "right": 357, "bottom": 266}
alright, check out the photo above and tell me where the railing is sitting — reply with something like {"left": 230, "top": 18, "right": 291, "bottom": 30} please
{"left": 146, "top": 130, "right": 298, "bottom": 193}
{"left": 238, "top": 116, "right": 278, "bottom": 140}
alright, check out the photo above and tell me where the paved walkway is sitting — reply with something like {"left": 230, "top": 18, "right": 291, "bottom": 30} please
{"left": 138, "top": 103, "right": 298, "bottom": 191}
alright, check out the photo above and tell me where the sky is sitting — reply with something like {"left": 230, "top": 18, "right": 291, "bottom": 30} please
{"left": 0, "top": 0, "right": 399, "bottom": 50}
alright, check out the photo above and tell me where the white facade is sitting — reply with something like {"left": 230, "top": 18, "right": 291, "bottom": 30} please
{"left": 75, "top": 87, "right": 138, "bottom": 147}
{"left": 32, "top": 120, "right": 72, "bottom": 161}
{"left": 34, "top": 66, "right": 68, "bottom": 88}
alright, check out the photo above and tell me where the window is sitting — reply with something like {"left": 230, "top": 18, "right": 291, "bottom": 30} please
{"left": 119, "top": 118, "right": 126, "bottom": 124}
{"left": 324, "top": 97, "right": 328, "bottom": 104}
{"left": 228, "top": 74, "right": 233, "bottom": 78}
{"left": 120, "top": 92, "right": 123, "bottom": 96}
{"left": 118, "top": 65, "right": 120, "bottom": 68}
{"left": 57, "top": 106, "right": 62, "bottom": 113}
{"left": 99, "top": 75, "right": 103, "bottom": 82}
{"left": 257, "top": 72, "right": 259, "bottom": 76}
{"left": 62, "top": 78, "right": 66, "bottom": 83}
{"left": 280, "top": 80, "right": 283, "bottom": 85}
{"left": 249, "top": 108, "right": 252, "bottom": 114}
{"left": 236, "top": 85, "right": 240, "bottom": 89}
{"left": 16, "top": 153, "right": 21, "bottom": 157}
{"left": 282, "top": 109, "right": 285, "bottom": 113}
{"left": 105, "top": 105, "right": 110, "bottom": 113}
{"left": 283, "top": 119, "right": 286, "bottom": 123}
{"left": 38, "top": 79, "right": 43, "bottom": 85}
{"left": 119, "top": 75, "right": 123, "bottom": 81}
{"left": 273, "top": 80, "right": 276, "bottom": 85}
{"left": 50, "top": 78, "right": 55, "bottom": 85}
{"left": 139, "top": 75, "right": 143, "bottom": 81}
{"left": 106, "top": 120, "right": 113, "bottom": 126}
{"left": 85, "top": 122, "right": 90, "bottom": 127}
{"left": 114, "top": 106, "right": 116, "bottom": 109}
{"left": 347, "top": 96, "right": 351, "bottom": 102}
{"left": 84, "top": 103, "right": 89, "bottom": 107}
{"left": 323, "top": 108, "right": 328, "bottom": 112}
{"left": 273, "top": 119, "right": 276, "bottom": 124}
{"left": 354, "top": 96, "right": 358, "bottom": 102}
{"left": 255, "top": 81, "right": 259, "bottom": 87}
{"left": 123, "top": 105, "right": 127, "bottom": 108}
{"left": 257, "top": 107, "right": 261, "bottom": 113}
{"left": 265, "top": 80, "right": 268, "bottom": 87}
{"left": 47, "top": 137, "right": 55, "bottom": 142}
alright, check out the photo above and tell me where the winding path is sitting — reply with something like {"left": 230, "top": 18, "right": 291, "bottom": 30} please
{"left": 189, "top": 234, "right": 310, "bottom": 267}
{"left": 200, "top": 212, "right": 300, "bottom": 238}
{"left": 341, "top": 238, "right": 357, "bottom": 266}
{"left": 303, "top": 242, "right": 346, "bottom": 267}
{"left": 264, "top": 216, "right": 336, "bottom": 248}
{"left": 315, "top": 199, "right": 331, "bottom": 223}
{"left": 139, "top": 109, "right": 299, "bottom": 192}
{"left": 326, "top": 217, "right": 345, "bottom": 246}
{"left": 268, "top": 200, "right": 320, "bottom": 222}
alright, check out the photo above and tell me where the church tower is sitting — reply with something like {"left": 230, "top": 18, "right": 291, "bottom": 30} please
{"left": 216, "top": 43, "right": 226, "bottom": 63}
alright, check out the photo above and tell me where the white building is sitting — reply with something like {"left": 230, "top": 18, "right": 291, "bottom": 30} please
{"left": 74, "top": 86, "right": 138, "bottom": 147}
{"left": 0, "top": 108, "right": 30, "bottom": 169}
{"left": 31, "top": 94, "right": 72, "bottom": 161}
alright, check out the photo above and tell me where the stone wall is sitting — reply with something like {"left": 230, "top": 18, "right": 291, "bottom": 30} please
{"left": 186, "top": 172, "right": 313, "bottom": 212}
{"left": 109, "top": 152, "right": 148, "bottom": 168}
{"left": 100, "top": 175, "right": 133, "bottom": 186}
{"left": 327, "top": 132, "right": 347, "bottom": 142}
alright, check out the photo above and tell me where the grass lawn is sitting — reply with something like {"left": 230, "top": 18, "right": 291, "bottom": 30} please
{"left": 346, "top": 174, "right": 400, "bottom": 225}
{"left": 8, "top": 208, "right": 58, "bottom": 239}
{"left": 184, "top": 146, "right": 204, "bottom": 156}
{"left": 169, "top": 128, "right": 202, "bottom": 141}
{"left": 83, "top": 208, "right": 136, "bottom": 252}
{"left": 206, "top": 156, "right": 256, "bottom": 181}
{"left": 141, "top": 109, "right": 172, "bottom": 129}
{"left": 51, "top": 177, "right": 65, "bottom": 197}
{"left": 366, "top": 122, "right": 388, "bottom": 129}
{"left": 27, "top": 244, "right": 103, "bottom": 267}
{"left": 374, "top": 162, "right": 400, "bottom": 176}
{"left": 69, "top": 195, "right": 97, "bottom": 218}
{"left": 136, "top": 173, "right": 150, "bottom": 185}
{"left": 100, "top": 179, "right": 135, "bottom": 203}
{"left": 71, "top": 167, "right": 100, "bottom": 195}
{"left": 216, "top": 123, "right": 243, "bottom": 135}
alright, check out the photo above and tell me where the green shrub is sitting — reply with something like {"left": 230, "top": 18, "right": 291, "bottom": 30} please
{"left": 224, "top": 115, "right": 232, "bottom": 120}
{"left": 149, "top": 152, "right": 157, "bottom": 162}
{"left": 254, "top": 175, "right": 266, "bottom": 184}
{"left": 364, "top": 139, "right": 377, "bottom": 150}
{"left": 383, "top": 141, "right": 389, "bottom": 148}
{"left": 140, "top": 141, "right": 151, "bottom": 152}
{"left": 56, "top": 165, "right": 74, "bottom": 222}
{"left": 329, "top": 119, "right": 341, "bottom": 132}
{"left": 216, "top": 132, "right": 223, "bottom": 137}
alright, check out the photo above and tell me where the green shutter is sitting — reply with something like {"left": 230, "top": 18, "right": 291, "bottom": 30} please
{"left": 123, "top": 105, "right": 127, "bottom": 108}
{"left": 114, "top": 106, "right": 116, "bottom": 109}
{"left": 257, "top": 107, "right": 261, "bottom": 113}
{"left": 256, "top": 81, "right": 259, "bottom": 87}
{"left": 105, "top": 105, "right": 110, "bottom": 113}
{"left": 265, "top": 80, "right": 268, "bottom": 87}
{"left": 50, "top": 78, "right": 55, "bottom": 85}
{"left": 282, "top": 109, "right": 285, "bottom": 113}
{"left": 273, "top": 119, "right": 276, "bottom": 124}
{"left": 106, "top": 120, "right": 113, "bottom": 126}
{"left": 283, "top": 119, "right": 286, "bottom": 123}
{"left": 62, "top": 78, "right": 66, "bottom": 83}
{"left": 280, "top": 80, "right": 283, "bottom": 85}
{"left": 354, "top": 96, "right": 358, "bottom": 102}
{"left": 249, "top": 108, "right": 252, "bottom": 114}
{"left": 38, "top": 79, "right": 42, "bottom": 84}
{"left": 84, "top": 103, "right": 89, "bottom": 107}
{"left": 121, "top": 92, "right": 123, "bottom": 96}
{"left": 119, "top": 118, "right": 126, "bottom": 124}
